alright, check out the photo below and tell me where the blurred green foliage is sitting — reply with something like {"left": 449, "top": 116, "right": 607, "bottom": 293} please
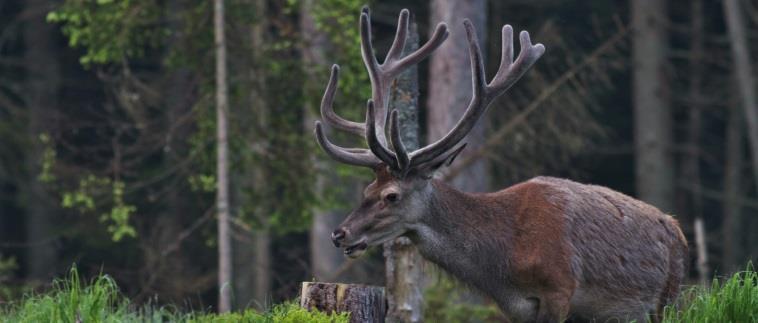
{"left": 46, "top": 0, "right": 163, "bottom": 66}
{"left": 0, "top": 255, "right": 19, "bottom": 301}
{"left": 60, "top": 175, "right": 136, "bottom": 241}
{"left": 423, "top": 272, "right": 502, "bottom": 322}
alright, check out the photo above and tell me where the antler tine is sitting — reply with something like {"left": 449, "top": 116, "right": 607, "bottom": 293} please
{"left": 314, "top": 121, "right": 381, "bottom": 167}
{"left": 366, "top": 100, "right": 398, "bottom": 168}
{"left": 490, "top": 29, "right": 545, "bottom": 93}
{"left": 359, "top": 7, "right": 390, "bottom": 145}
{"left": 409, "top": 20, "right": 544, "bottom": 167}
{"left": 499, "top": 25, "right": 515, "bottom": 77}
{"left": 388, "top": 110, "right": 410, "bottom": 172}
{"left": 321, "top": 65, "right": 366, "bottom": 136}
{"left": 389, "top": 22, "right": 449, "bottom": 74}
{"left": 384, "top": 9, "right": 410, "bottom": 63}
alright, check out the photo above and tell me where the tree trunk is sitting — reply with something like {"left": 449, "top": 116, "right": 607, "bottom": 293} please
{"left": 631, "top": 0, "right": 674, "bottom": 212}
{"left": 383, "top": 21, "right": 425, "bottom": 323}
{"left": 723, "top": 91, "right": 744, "bottom": 274}
{"left": 632, "top": 0, "right": 674, "bottom": 213}
{"left": 301, "top": 282, "right": 386, "bottom": 323}
{"left": 428, "top": 0, "right": 488, "bottom": 193}
{"left": 694, "top": 217, "right": 708, "bottom": 284}
{"left": 723, "top": 0, "right": 758, "bottom": 191}
{"left": 214, "top": 0, "right": 232, "bottom": 313}
{"left": 23, "top": 0, "right": 59, "bottom": 282}
{"left": 300, "top": 0, "right": 348, "bottom": 282}
{"left": 233, "top": 0, "right": 271, "bottom": 310}
{"left": 685, "top": 0, "right": 708, "bottom": 283}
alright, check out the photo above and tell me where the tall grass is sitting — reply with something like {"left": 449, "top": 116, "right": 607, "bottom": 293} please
{"left": 662, "top": 264, "right": 758, "bottom": 323}
{"left": 2, "top": 265, "right": 757, "bottom": 322}
{"left": 0, "top": 268, "right": 348, "bottom": 323}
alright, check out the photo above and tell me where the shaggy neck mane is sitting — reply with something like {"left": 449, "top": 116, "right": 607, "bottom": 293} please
{"left": 408, "top": 180, "right": 517, "bottom": 297}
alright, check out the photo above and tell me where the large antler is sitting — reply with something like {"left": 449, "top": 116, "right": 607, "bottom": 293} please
{"left": 406, "top": 22, "right": 545, "bottom": 169}
{"left": 314, "top": 7, "right": 449, "bottom": 168}
{"left": 315, "top": 8, "right": 544, "bottom": 174}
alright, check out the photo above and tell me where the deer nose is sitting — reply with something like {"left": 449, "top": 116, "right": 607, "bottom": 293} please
{"left": 331, "top": 228, "right": 346, "bottom": 247}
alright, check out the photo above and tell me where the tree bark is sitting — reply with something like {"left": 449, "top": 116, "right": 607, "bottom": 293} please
{"left": 685, "top": 0, "right": 708, "bottom": 284}
{"left": 23, "top": 0, "right": 59, "bottom": 282}
{"left": 301, "top": 282, "right": 386, "bottom": 323}
{"left": 631, "top": 0, "right": 674, "bottom": 212}
{"left": 428, "top": 0, "right": 488, "bottom": 193}
{"left": 384, "top": 22, "right": 425, "bottom": 323}
{"left": 723, "top": 0, "right": 758, "bottom": 191}
{"left": 214, "top": 0, "right": 232, "bottom": 313}
{"left": 723, "top": 91, "right": 744, "bottom": 274}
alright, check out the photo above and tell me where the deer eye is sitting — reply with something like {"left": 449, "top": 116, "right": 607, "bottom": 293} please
{"left": 384, "top": 192, "right": 400, "bottom": 203}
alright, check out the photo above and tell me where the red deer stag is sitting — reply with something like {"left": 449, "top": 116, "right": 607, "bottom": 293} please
{"left": 315, "top": 7, "right": 688, "bottom": 323}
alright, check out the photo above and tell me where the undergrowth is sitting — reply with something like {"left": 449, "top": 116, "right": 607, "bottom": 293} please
{"left": 0, "top": 268, "right": 348, "bottom": 323}
{"left": 2, "top": 265, "right": 757, "bottom": 322}
{"left": 662, "top": 264, "right": 758, "bottom": 323}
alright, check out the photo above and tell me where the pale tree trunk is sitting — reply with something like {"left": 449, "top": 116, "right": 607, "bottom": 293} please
{"left": 300, "top": 0, "right": 347, "bottom": 282}
{"left": 428, "top": 0, "right": 488, "bottom": 193}
{"left": 385, "top": 22, "right": 424, "bottom": 323}
{"left": 685, "top": 0, "right": 709, "bottom": 284}
{"left": 233, "top": 0, "right": 271, "bottom": 310}
{"left": 214, "top": 0, "right": 232, "bottom": 313}
{"left": 724, "top": 0, "right": 758, "bottom": 191}
{"left": 631, "top": 0, "right": 674, "bottom": 212}
{"left": 723, "top": 91, "right": 744, "bottom": 274}
{"left": 23, "top": 0, "right": 59, "bottom": 282}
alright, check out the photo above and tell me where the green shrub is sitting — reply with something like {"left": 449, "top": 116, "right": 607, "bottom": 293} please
{"left": 0, "top": 267, "right": 348, "bottom": 323}
{"left": 184, "top": 303, "right": 348, "bottom": 323}
{"left": 663, "top": 264, "right": 758, "bottom": 323}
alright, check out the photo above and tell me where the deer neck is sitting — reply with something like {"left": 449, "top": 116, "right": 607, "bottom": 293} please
{"left": 408, "top": 180, "right": 515, "bottom": 293}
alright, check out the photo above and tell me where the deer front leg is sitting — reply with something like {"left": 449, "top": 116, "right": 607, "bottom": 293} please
{"left": 534, "top": 290, "right": 572, "bottom": 323}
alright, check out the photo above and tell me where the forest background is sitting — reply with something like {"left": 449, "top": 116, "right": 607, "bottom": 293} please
{"left": 1, "top": 0, "right": 757, "bottom": 316}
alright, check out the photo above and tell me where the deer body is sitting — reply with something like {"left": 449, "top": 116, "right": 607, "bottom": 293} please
{"left": 408, "top": 176, "right": 686, "bottom": 322}
{"left": 314, "top": 7, "right": 687, "bottom": 322}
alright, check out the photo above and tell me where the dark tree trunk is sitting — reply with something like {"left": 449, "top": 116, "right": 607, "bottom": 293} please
{"left": 723, "top": 94, "right": 744, "bottom": 274}
{"left": 724, "top": 0, "right": 758, "bottom": 191}
{"left": 23, "top": 0, "right": 59, "bottom": 282}
{"left": 685, "top": 0, "right": 709, "bottom": 284}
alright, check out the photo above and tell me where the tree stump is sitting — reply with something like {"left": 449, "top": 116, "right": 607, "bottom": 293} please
{"left": 300, "top": 282, "right": 386, "bottom": 323}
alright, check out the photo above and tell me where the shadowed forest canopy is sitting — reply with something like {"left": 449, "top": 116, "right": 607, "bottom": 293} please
{"left": 0, "top": 0, "right": 757, "bottom": 318}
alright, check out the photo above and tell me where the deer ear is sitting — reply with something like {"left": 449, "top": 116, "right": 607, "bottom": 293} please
{"left": 418, "top": 143, "right": 467, "bottom": 175}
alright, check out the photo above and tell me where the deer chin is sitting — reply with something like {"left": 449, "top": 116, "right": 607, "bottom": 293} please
{"left": 343, "top": 240, "right": 368, "bottom": 258}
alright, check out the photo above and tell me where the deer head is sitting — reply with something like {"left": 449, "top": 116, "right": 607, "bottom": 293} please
{"left": 315, "top": 7, "right": 544, "bottom": 258}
